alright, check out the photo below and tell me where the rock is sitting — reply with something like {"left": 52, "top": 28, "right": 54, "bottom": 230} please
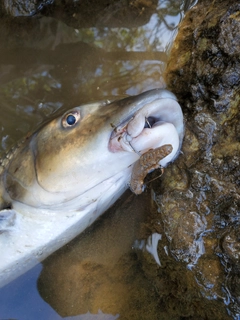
{"left": 142, "top": 0, "right": 240, "bottom": 317}
{"left": 3, "top": 0, "right": 53, "bottom": 16}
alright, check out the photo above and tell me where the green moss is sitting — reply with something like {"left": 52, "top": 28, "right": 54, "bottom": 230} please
{"left": 197, "top": 37, "right": 209, "bottom": 51}
{"left": 230, "top": 11, "right": 240, "bottom": 21}
{"left": 220, "top": 92, "right": 240, "bottom": 125}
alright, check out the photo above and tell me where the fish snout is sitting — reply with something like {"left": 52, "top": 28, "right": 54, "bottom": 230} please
{"left": 108, "top": 98, "right": 182, "bottom": 167}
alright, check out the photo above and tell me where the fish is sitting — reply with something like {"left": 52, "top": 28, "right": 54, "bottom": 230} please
{"left": 0, "top": 88, "right": 183, "bottom": 287}
{"left": 63, "top": 310, "right": 119, "bottom": 320}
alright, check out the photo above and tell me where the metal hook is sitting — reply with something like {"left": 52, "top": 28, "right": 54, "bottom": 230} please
{"left": 145, "top": 117, "right": 152, "bottom": 128}
{"left": 128, "top": 140, "right": 141, "bottom": 156}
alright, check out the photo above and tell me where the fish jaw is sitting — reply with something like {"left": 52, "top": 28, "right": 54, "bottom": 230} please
{"left": 109, "top": 96, "right": 183, "bottom": 167}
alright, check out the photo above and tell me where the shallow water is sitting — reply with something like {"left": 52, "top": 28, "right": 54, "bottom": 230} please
{"left": 0, "top": 1, "right": 233, "bottom": 319}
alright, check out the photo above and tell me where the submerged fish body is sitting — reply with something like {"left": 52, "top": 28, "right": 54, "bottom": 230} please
{"left": 64, "top": 309, "right": 119, "bottom": 320}
{"left": 0, "top": 88, "right": 183, "bottom": 287}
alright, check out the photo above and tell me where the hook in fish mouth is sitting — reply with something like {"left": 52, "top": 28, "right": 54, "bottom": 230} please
{"left": 108, "top": 103, "right": 181, "bottom": 168}
{"left": 128, "top": 140, "right": 141, "bottom": 156}
{"left": 109, "top": 116, "right": 159, "bottom": 152}
{"left": 110, "top": 117, "right": 153, "bottom": 155}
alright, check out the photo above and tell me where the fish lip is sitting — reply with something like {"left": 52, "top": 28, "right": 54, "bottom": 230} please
{"left": 108, "top": 117, "right": 134, "bottom": 152}
{"left": 108, "top": 121, "right": 140, "bottom": 154}
{"left": 108, "top": 118, "right": 180, "bottom": 168}
{"left": 108, "top": 88, "right": 179, "bottom": 153}
{"left": 108, "top": 91, "right": 183, "bottom": 166}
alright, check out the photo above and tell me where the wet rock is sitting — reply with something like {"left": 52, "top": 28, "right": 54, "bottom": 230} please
{"left": 3, "top": 0, "right": 53, "bottom": 16}
{"left": 140, "top": 0, "right": 240, "bottom": 317}
{"left": 221, "top": 227, "right": 240, "bottom": 262}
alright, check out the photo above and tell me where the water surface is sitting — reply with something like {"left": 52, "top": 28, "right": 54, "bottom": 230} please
{"left": 0, "top": 1, "right": 210, "bottom": 319}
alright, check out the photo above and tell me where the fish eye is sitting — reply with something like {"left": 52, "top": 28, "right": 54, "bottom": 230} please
{"left": 66, "top": 114, "right": 76, "bottom": 125}
{"left": 62, "top": 110, "right": 80, "bottom": 128}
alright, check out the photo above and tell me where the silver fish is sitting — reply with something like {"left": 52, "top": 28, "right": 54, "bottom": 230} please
{"left": 63, "top": 310, "right": 119, "bottom": 319}
{"left": 0, "top": 88, "right": 183, "bottom": 287}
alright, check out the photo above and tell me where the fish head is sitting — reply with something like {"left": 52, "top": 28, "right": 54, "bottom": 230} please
{"left": 2, "top": 89, "right": 184, "bottom": 210}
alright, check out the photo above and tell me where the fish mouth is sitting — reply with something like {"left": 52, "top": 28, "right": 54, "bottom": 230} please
{"left": 108, "top": 96, "right": 181, "bottom": 167}
{"left": 109, "top": 116, "right": 168, "bottom": 153}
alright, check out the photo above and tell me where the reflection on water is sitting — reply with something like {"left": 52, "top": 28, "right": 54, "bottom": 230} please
{"left": 0, "top": 265, "right": 119, "bottom": 319}
{"left": 0, "top": 1, "right": 184, "bottom": 156}
{"left": 37, "top": 191, "right": 162, "bottom": 319}
{"left": 0, "top": 0, "right": 233, "bottom": 319}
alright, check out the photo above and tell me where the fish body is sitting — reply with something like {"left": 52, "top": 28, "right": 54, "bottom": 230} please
{"left": 0, "top": 89, "right": 183, "bottom": 287}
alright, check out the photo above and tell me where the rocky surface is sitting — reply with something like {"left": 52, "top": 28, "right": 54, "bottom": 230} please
{"left": 141, "top": 0, "right": 240, "bottom": 317}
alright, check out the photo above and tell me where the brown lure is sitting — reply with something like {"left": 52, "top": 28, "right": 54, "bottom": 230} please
{"left": 130, "top": 144, "right": 173, "bottom": 195}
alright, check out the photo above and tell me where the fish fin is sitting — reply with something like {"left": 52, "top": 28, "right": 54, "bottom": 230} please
{"left": 0, "top": 209, "right": 17, "bottom": 233}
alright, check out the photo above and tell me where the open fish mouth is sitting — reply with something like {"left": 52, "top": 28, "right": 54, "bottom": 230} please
{"left": 0, "top": 88, "right": 184, "bottom": 288}
{"left": 109, "top": 91, "right": 183, "bottom": 167}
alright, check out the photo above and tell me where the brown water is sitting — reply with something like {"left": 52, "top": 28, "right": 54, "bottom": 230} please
{"left": 0, "top": 1, "right": 185, "bottom": 157}
{"left": 0, "top": 1, "right": 231, "bottom": 319}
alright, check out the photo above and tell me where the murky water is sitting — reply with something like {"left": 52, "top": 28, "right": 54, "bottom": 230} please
{"left": 0, "top": 1, "right": 234, "bottom": 319}
{"left": 0, "top": 1, "right": 185, "bottom": 157}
